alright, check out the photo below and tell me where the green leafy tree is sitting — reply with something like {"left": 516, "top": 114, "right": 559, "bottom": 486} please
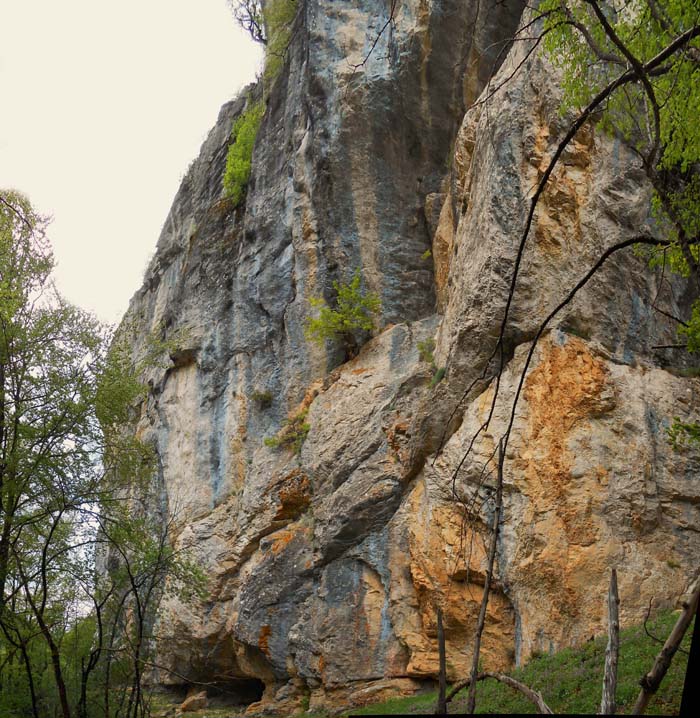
{"left": 0, "top": 191, "right": 204, "bottom": 717}
{"left": 537, "top": 0, "right": 700, "bottom": 441}
{"left": 539, "top": 0, "right": 699, "bottom": 284}
{"left": 305, "top": 271, "right": 381, "bottom": 358}
{"left": 0, "top": 190, "right": 115, "bottom": 717}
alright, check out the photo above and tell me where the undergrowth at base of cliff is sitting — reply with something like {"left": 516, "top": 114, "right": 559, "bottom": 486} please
{"left": 351, "top": 609, "right": 692, "bottom": 716}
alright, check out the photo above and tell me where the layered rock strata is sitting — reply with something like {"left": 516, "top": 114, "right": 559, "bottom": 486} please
{"left": 120, "top": 1, "right": 700, "bottom": 712}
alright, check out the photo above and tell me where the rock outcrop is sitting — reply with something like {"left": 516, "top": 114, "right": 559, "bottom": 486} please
{"left": 119, "top": 0, "right": 700, "bottom": 712}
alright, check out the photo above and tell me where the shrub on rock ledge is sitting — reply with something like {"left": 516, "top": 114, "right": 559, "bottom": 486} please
{"left": 304, "top": 271, "right": 381, "bottom": 358}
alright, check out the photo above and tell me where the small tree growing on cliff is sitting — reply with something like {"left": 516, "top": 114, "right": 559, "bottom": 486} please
{"left": 229, "top": 0, "right": 266, "bottom": 44}
{"left": 304, "top": 271, "right": 381, "bottom": 359}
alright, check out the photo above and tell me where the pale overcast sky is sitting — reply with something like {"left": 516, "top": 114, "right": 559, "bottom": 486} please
{"left": 0, "top": 0, "right": 262, "bottom": 323}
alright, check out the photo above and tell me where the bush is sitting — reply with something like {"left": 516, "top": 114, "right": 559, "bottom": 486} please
{"left": 304, "top": 271, "right": 381, "bottom": 355}
{"left": 264, "top": 407, "right": 310, "bottom": 455}
{"left": 223, "top": 100, "right": 265, "bottom": 206}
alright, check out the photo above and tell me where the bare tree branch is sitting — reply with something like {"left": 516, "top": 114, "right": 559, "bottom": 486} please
{"left": 447, "top": 670, "right": 553, "bottom": 714}
{"left": 584, "top": 0, "right": 662, "bottom": 167}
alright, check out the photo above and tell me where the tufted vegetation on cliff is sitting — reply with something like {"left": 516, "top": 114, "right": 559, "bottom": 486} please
{"left": 223, "top": 0, "right": 300, "bottom": 205}
{"left": 262, "top": 0, "right": 298, "bottom": 86}
{"left": 264, "top": 406, "right": 310, "bottom": 454}
{"left": 223, "top": 99, "right": 265, "bottom": 206}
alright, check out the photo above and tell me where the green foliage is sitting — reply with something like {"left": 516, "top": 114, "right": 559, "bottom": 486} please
{"left": 540, "top": 0, "right": 700, "bottom": 268}
{"left": 667, "top": 415, "right": 700, "bottom": 448}
{"left": 262, "top": 0, "right": 298, "bottom": 87}
{"left": 0, "top": 191, "right": 115, "bottom": 715}
{"left": 677, "top": 299, "right": 700, "bottom": 352}
{"left": 0, "top": 190, "right": 205, "bottom": 718}
{"left": 305, "top": 271, "right": 381, "bottom": 352}
{"left": 429, "top": 366, "right": 446, "bottom": 389}
{"left": 541, "top": 0, "right": 700, "bottom": 170}
{"left": 252, "top": 389, "right": 273, "bottom": 408}
{"left": 264, "top": 406, "right": 310, "bottom": 454}
{"left": 421, "top": 248, "right": 432, "bottom": 261}
{"left": 230, "top": 0, "right": 297, "bottom": 88}
{"left": 353, "top": 609, "right": 691, "bottom": 715}
{"left": 224, "top": 0, "right": 296, "bottom": 206}
{"left": 223, "top": 100, "right": 265, "bottom": 206}
{"left": 417, "top": 338, "right": 436, "bottom": 366}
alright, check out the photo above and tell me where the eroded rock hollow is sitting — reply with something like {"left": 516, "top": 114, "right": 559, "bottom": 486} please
{"left": 119, "top": 0, "right": 700, "bottom": 712}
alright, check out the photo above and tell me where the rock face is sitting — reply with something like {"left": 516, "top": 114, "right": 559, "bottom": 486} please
{"left": 120, "top": 1, "right": 700, "bottom": 711}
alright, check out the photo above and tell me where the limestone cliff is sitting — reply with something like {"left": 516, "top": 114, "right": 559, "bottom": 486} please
{"left": 120, "top": 0, "right": 700, "bottom": 712}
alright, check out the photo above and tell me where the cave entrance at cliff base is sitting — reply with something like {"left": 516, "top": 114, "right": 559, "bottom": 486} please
{"left": 214, "top": 677, "right": 265, "bottom": 706}
{"left": 165, "top": 677, "right": 265, "bottom": 710}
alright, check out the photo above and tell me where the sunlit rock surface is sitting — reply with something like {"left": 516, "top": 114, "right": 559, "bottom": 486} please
{"left": 118, "top": 1, "right": 700, "bottom": 711}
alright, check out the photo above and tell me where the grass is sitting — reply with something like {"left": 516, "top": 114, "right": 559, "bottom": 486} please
{"left": 351, "top": 609, "right": 692, "bottom": 715}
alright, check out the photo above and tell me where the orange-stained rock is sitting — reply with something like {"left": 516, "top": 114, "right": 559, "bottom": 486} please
{"left": 432, "top": 193, "right": 455, "bottom": 312}
{"left": 439, "top": 332, "right": 700, "bottom": 662}
{"left": 383, "top": 476, "right": 515, "bottom": 683}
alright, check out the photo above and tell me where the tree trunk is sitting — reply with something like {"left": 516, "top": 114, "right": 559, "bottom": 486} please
{"left": 466, "top": 440, "right": 504, "bottom": 714}
{"left": 632, "top": 574, "right": 700, "bottom": 714}
{"left": 435, "top": 605, "right": 447, "bottom": 715}
{"left": 680, "top": 589, "right": 699, "bottom": 716}
{"left": 600, "top": 568, "right": 620, "bottom": 715}
{"left": 37, "top": 613, "right": 71, "bottom": 718}
{"left": 17, "top": 637, "right": 40, "bottom": 718}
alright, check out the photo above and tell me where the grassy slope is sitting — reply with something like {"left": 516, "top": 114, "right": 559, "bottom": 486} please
{"left": 351, "top": 610, "right": 693, "bottom": 715}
